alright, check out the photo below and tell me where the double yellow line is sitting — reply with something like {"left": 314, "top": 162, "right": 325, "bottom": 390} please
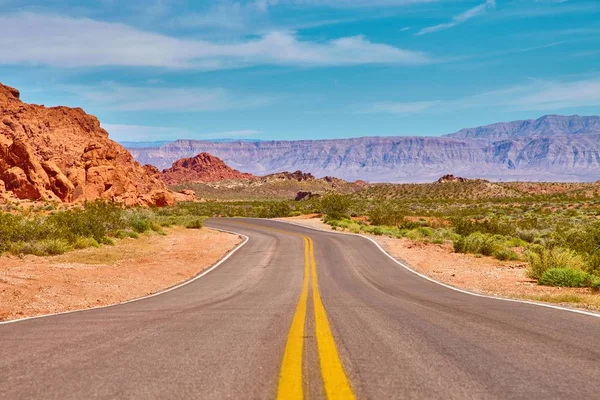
{"left": 277, "top": 236, "right": 355, "bottom": 400}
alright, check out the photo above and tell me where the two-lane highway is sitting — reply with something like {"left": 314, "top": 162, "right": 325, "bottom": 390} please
{"left": 1, "top": 218, "right": 599, "bottom": 399}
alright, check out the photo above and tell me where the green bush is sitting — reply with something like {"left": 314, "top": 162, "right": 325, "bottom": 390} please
{"left": 493, "top": 248, "right": 520, "bottom": 261}
{"left": 538, "top": 268, "right": 589, "bottom": 288}
{"left": 368, "top": 203, "right": 405, "bottom": 226}
{"left": 185, "top": 218, "right": 204, "bottom": 229}
{"left": 131, "top": 219, "right": 151, "bottom": 233}
{"left": 452, "top": 217, "right": 514, "bottom": 237}
{"left": 526, "top": 245, "right": 586, "bottom": 280}
{"left": 321, "top": 194, "right": 352, "bottom": 221}
{"left": 13, "top": 239, "right": 71, "bottom": 256}
{"left": 589, "top": 277, "right": 600, "bottom": 292}
{"left": 454, "top": 232, "right": 521, "bottom": 261}
{"left": 73, "top": 237, "right": 100, "bottom": 249}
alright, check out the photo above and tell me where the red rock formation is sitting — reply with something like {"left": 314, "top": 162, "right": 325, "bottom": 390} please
{"left": 0, "top": 83, "right": 173, "bottom": 206}
{"left": 161, "top": 153, "right": 254, "bottom": 184}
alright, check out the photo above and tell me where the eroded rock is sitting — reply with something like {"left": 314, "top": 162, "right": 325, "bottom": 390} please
{"left": 0, "top": 82, "right": 172, "bottom": 206}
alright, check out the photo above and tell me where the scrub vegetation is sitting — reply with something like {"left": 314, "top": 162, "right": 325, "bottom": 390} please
{"left": 313, "top": 181, "right": 600, "bottom": 291}
{"left": 3, "top": 180, "right": 600, "bottom": 291}
{"left": 0, "top": 201, "right": 205, "bottom": 257}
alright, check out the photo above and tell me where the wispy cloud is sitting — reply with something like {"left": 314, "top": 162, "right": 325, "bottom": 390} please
{"left": 417, "top": 0, "right": 496, "bottom": 35}
{"left": 361, "top": 78, "right": 600, "bottom": 114}
{"left": 0, "top": 13, "right": 432, "bottom": 69}
{"left": 503, "top": 79, "right": 600, "bottom": 111}
{"left": 59, "top": 83, "right": 271, "bottom": 112}
{"left": 494, "top": 1, "right": 598, "bottom": 20}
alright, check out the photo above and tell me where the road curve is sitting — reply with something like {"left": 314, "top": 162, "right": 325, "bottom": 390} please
{"left": 0, "top": 218, "right": 599, "bottom": 399}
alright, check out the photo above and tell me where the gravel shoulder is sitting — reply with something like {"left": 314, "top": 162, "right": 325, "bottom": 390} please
{"left": 275, "top": 215, "right": 600, "bottom": 311}
{"left": 0, "top": 227, "right": 241, "bottom": 321}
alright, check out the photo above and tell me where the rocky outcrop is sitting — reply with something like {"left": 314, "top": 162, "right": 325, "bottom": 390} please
{"left": 127, "top": 114, "right": 600, "bottom": 183}
{"left": 437, "top": 174, "right": 468, "bottom": 183}
{"left": 0, "top": 83, "right": 173, "bottom": 206}
{"left": 161, "top": 152, "right": 254, "bottom": 184}
{"left": 295, "top": 191, "right": 321, "bottom": 201}
{"left": 264, "top": 171, "right": 315, "bottom": 182}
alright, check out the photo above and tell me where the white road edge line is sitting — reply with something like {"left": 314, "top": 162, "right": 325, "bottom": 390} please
{"left": 270, "top": 218, "right": 600, "bottom": 319}
{"left": 0, "top": 228, "right": 249, "bottom": 325}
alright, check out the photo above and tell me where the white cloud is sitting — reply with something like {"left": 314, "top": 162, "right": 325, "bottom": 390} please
{"left": 503, "top": 79, "right": 600, "bottom": 110}
{"left": 361, "top": 78, "right": 600, "bottom": 114}
{"left": 60, "top": 83, "right": 271, "bottom": 112}
{"left": 417, "top": 0, "right": 496, "bottom": 35}
{"left": 0, "top": 12, "right": 432, "bottom": 69}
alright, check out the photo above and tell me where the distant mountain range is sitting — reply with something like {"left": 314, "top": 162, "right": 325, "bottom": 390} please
{"left": 125, "top": 115, "right": 600, "bottom": 183}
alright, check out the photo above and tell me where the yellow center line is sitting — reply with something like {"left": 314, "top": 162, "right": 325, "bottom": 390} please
{"left": 308, "top": 237, "right": 356, "bottom": 400}
{"left": 277, "top": 237, "right": 310, "bottom": 400}
{"left": 224, "top": 221, "right": 355, "bottom": 399}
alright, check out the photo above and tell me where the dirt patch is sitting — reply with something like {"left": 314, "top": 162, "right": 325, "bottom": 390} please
{"left": 276, "top": 216, "right": 600, "bottom": 312}
{"left": 0, "top": 227, "right": 241, "bottom": 321}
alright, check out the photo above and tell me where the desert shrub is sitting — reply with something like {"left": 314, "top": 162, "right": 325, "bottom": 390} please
{"left": 46, "top": 201, "right": 125, "bottom": 242}
{"left": 493, "top": 248, "right": 520, "bottom": 261}
{"left": 185, "top": 218, "right": 205, "bottom": 229}
{"left": 40, "top": 239, "right": 71, "bottom": 255}
{"left": 526, "top": 245, "right": 586, "bottom": 280}
{"left": 586, "top": 252, "right": 600, "bottom": 276}
{"left": 405, "top": 227, "right": 433, "bottom": 241}
{"left": 398, "top": 220, "right": 424, "bottom": 230}
{"left": 368, "top": 203, "right": 405, "bottom": 226}
{"left": 454, "top": 233, "right": 521, "bottom": 261}
{"left": 13, "top": 239, "right": 71, "bottom": 256}
{"left": 516, "top": 228, "right": 540, "bottom": 243}
{"left": 73, "top": 237, "right": 100, "bottom": 249}
{"left": 257, "top": 202, "right": 292, "bottom": 218}
{"left": 321, "top": 194, "right": 353, "bottom": 221}
{"left": 452, "top": 217, "right": 514, "bottom": 237}
{"left": 130, "top": 218, "right": 151, "bottom": 233}
{"left": 589, "top": 276, "right": 600, "bottom": 292}
{"left": 372, "top": 226, "right": 385, "bottom": 236}
{"left": 538, "top": 268, "right": 589, "bottom": 288}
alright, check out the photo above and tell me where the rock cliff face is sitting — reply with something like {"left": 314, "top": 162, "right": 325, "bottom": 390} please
{"left": 0, "top": 83, "right": 173, "bottom": 205}
{"left": 161, "top": 152, "right": 253, "bottom": 184}
{"left": 128, "top": 115, "right": 600, "bottom": 183}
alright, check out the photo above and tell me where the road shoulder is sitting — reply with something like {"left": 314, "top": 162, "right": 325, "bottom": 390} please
{"left": 0, "top": 227, "right": 241, "bottom": 321}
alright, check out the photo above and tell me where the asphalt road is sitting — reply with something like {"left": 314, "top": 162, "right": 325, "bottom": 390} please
{"left": 1, "top": 218, "right": 599, "bottom": 399}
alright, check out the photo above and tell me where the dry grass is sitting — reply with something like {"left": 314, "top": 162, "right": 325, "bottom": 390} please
{"left": 520, "top": 293, "right": 600, "bottom": 310}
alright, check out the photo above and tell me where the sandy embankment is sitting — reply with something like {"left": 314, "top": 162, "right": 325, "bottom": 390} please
{"left": 0, "top": 227, "right": 241, "bottom": 321}
{"left": 276, "top": 215, "right": 600, "bottom": 311}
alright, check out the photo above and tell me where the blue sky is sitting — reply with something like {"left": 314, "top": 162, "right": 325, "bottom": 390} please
{"left": 1, "top": 0, "right": 599, "bottom": 142}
